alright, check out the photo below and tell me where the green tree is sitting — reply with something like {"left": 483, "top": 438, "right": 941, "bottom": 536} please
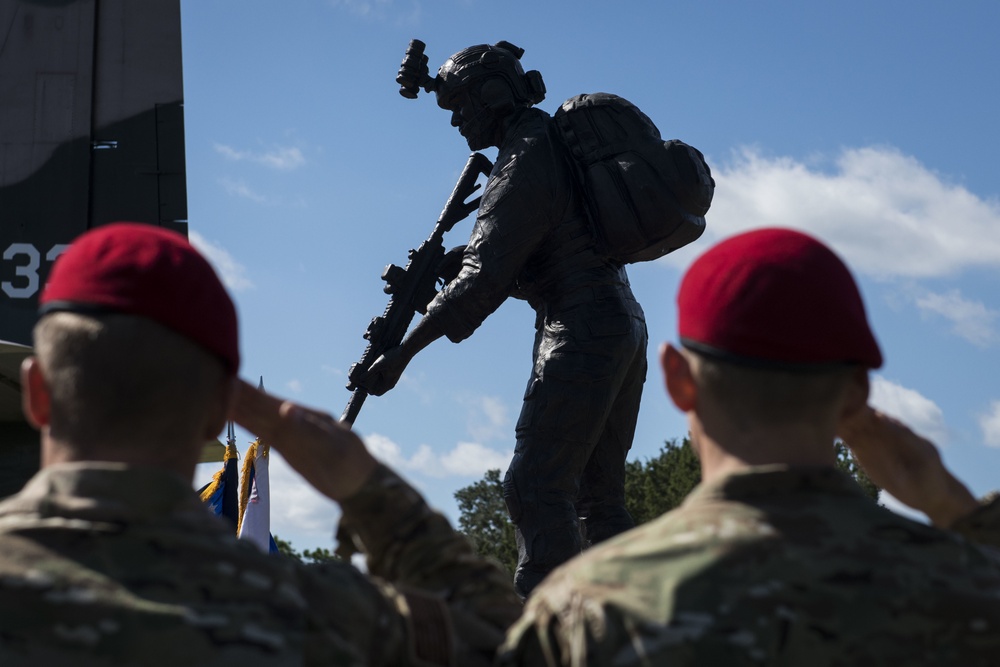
{"left": 454, "top": 437, "right": 883, "bottom": 565}
{"left": 834, "top": 439, "right": 880, "bottom": 501}
{"left": 273, "top": 534, "right": 302, "bottom": 561}
{"left": 272, "top": 535, "right": 341, "bottom": 564}
{"left": 624, "top": 438, "right": 701, "bottom": 525}
{"left": 452, "top": 440, "right": 701, "bottom": 574}
{"left": 454, "top": 469, "right": 519, "bottom": 576}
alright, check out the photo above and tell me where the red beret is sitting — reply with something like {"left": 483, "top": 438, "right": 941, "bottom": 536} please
{"left": 39, "top": 222, "right": 240, "bottom": 374}
{"left": 678, "top": 228, "right": 882, "bottom": 369}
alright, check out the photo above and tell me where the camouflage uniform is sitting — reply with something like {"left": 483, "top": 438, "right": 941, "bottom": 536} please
{"left": 952, "top": 491, "right": 1000, "bottom": 549}
{"left": 499, "top": 466, "right": 1000, "bottom": 666}
{"left": 0, "top": 461, "right": 520, "bottom": 666}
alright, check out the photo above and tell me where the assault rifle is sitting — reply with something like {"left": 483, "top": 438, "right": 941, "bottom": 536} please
{"left": 341, "top": 152, "right": 493, "bottom": 426}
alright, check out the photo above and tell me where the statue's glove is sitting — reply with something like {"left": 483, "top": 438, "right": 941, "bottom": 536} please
{"left": 355, "top": 346, "right": 408, "bottom": 397}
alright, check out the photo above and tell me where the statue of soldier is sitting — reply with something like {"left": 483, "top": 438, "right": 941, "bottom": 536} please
{"left": 359, "top": 42, "right": 648, "bottom": 598}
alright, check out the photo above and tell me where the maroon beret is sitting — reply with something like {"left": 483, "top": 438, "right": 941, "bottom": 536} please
{"left": 677, "top": 228, "right": 882, "bottom": 369}
{"left": 39, "top": 222, "right": 240, "bottom": 374}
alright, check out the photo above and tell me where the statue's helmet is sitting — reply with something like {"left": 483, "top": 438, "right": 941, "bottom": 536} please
{"left": 434, "top": 41, "right": 545, "bottom": 114}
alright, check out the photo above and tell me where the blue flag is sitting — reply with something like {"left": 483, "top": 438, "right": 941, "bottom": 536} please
{"left": 198, "top": 422, "right": 240, "bottom": 527}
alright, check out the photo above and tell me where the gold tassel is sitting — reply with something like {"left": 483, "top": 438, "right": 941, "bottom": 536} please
{"left": 198, "top": 440, "right": 240, "bottom": 504}
{"left": 237, "top": 439, "right": 269, "bottom": 535}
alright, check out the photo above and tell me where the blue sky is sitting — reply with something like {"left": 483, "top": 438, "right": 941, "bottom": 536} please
{"left": 184, "top": 1, "right": 1000, "bottom": 552}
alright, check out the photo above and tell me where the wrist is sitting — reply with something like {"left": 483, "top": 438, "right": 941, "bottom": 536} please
{"left": 401, "top": 316, "right": 444, "bottom": 360}
{"left": 922, "top": 475, "right": 980, "bottom": 528}
{"left": 335, "top": 451, "right": 380, "bottom": 502}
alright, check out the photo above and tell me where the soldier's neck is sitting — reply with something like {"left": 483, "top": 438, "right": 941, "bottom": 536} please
{"left": 690, "top": 416, "right": 838, "bottom": 484}
{"left": 495, "top": 106, "right": 533, "bottom": 148}
{"left": 40, "top": 431, "right": 199, "bottom": 481}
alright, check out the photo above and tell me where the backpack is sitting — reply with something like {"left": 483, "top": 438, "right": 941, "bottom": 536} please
{"left": 553, "top": 93, "right": 714, "bottom": 264}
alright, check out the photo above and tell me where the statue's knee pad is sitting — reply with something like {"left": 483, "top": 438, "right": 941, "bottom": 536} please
{"left": 581, "top": 506, "right": 634, "bottom": 546}
{"left": 502, "top": 468, "right": 523, "bottom": 524}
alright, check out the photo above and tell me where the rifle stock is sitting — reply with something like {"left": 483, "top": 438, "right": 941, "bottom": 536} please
{"left": 342, "top": 152, "right": 493, "bottom": 426}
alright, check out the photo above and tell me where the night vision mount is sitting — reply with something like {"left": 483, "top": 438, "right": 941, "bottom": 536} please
{"left": 396, "top": 39, "right": 546, "bottom": 106}
{"left": 396, "top": 39, "right": 435, "bottom": 99}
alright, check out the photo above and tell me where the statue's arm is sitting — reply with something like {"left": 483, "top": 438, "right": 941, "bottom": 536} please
{"left": 425, "top": 146, "right": 559, "bottom": 343}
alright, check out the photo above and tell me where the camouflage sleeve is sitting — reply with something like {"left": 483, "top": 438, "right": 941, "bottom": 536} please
{"left": 950, "top": 492, "right": 1000, "bottom": 549}
{"left": 499, "top": 592, "right": 699, "bottom": 667}
{"left": 337, "top": 463, "right": 522, "bottom": 667}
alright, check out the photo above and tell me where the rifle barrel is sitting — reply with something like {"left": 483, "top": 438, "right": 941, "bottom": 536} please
{"left": 341, "top": 389, "right": 367, "bottom": 427}
{"left": 339, "top": 152, "right": 493, "bottom": 426}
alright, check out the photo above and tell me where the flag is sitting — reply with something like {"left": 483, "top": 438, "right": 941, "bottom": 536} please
{"left": 201, "top": 378, "right": 279, "bottom": 554}
{"left": 197, "top": 421, "right": 240, "bottom": 528}
{"left": 237, "top": 437, "right": 279, "bottom": 554}
{"left": 199, "top": 438, "right": 227, "bottom": 464}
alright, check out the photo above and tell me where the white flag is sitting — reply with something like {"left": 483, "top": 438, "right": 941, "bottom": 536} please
{"left": 237, "top": 439, "right": 275, "bottom": 553}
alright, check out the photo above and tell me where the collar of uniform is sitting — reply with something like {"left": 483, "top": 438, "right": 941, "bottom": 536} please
{"left": 682, "top": 465, "right": 870, "bottom": 507}
{"left": 499, "top": 106, "right": 546, "bottom": 148}
{"left": 0, "top": 462, "right": 205, "bottom": 522}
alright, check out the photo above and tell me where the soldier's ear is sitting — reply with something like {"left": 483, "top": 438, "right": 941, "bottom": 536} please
{"left": 479, "top": 77, "right": 515, "bottom": 114}
{"left": 838, "top": 366, "right": 870, "bottom": 423}
{"left": 20, "top": 357, "right": 51, "bottom": 429}
{"left": 662, "top": 343, "right": 698, "bottom": 412}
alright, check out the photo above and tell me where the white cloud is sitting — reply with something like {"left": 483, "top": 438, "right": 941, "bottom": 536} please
{"left": 286, "top": 379, "right": 304, "bottom": 394}
{"left": 327, "top": 0, "right": 421, "bottom": 25}
{"left": 398, "top": 370, "right": 434, "bottom": 405}
{"left": 363, "top": 432, "right": 408, "bottom": 468}
{"left": 219, "top": 177, "right": 269, "bottom": 204}
{"left": 869, "top": 376, "right": 948, "bottom": 445}
{"left": 461, "top": 394, "right": 510, "bottom": 443}
{"left": 409, "top": 444, "right": 437, "bottom": 473}
{"left": 979, "top": 400, "right": 1000, "bottom": 448}
{"left": 363, "top": 432, "right": 510, "bottom": 478}
{"left": 677, "top": 146, "right": 1000, "bottom": 279}
{"left": 878, "top": 490, "right": 928, "bottom": 524}
{"left": 329, "top": 0, "right": 398, "bottom": 18}
{"left": 214, "top": 143, "right": 305, "bottom": 171}
{"left": 914, "top": 289, "right": 998, "bottom": 347}
{"left": 328, "top": 0, "right": 388, "bottom": 17}
{"left": 441, "top": 442, "right": 511, "bottom": 476}
{"left": 188, "top": 231, "right": 254, "bottom": 292}
{"left": 266, "top": 451, "right": 340, "bottom": 536}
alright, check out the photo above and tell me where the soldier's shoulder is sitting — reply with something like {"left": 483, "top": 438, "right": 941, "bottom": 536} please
{"left": 495, "top": 108, "right": 560, "bottom": 163}
{"left": 0, "top": 532, "right": 327, "bottom": 664}
{"left": 510, "top": 492, "right": 1000, "bottom": 666}
{"left": 951, "top": 491, "right": 1000, "bottom": 549}
{"left": 521, "top": 506, "right": 751, "bottom": 615}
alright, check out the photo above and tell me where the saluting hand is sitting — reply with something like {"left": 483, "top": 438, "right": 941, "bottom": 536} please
{"left": 232, "top": 379, "right": 378, "bottom": 502}
{"left": 838, "top": 406, "right": 978, "bottom": 528}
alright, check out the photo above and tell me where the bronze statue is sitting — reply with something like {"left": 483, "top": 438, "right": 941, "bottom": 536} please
{"left": 358, "top": 40, "right": 664, "bottom": 598}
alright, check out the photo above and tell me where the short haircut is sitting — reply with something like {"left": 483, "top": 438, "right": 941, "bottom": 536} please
{"left": 34, "top": 312, "right": 227, "bottom": 452}
{"left": 687, "top": 350, "right": 858, "bottom": 428}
